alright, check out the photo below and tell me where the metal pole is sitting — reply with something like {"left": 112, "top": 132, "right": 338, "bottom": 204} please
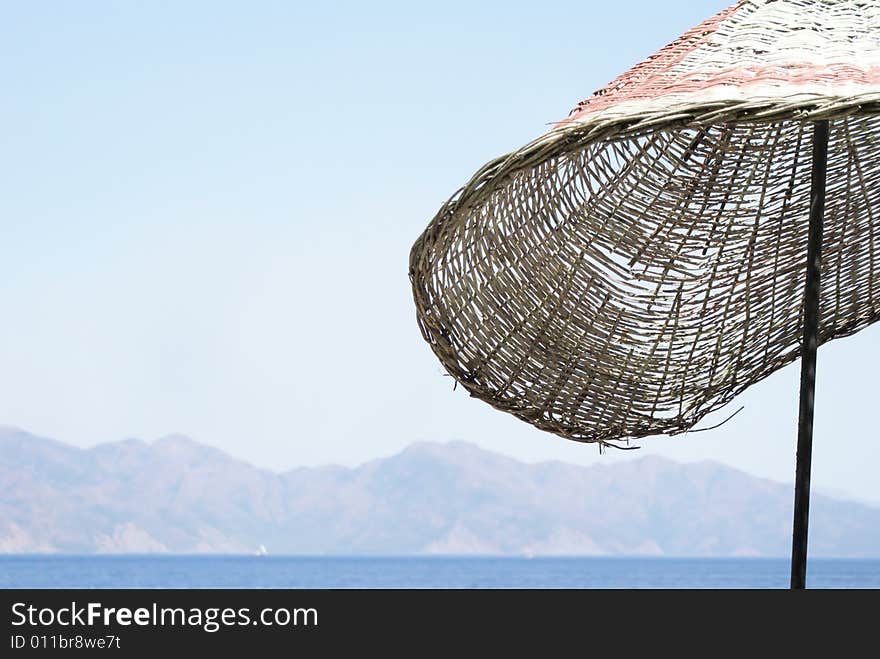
{"left": 790, "top": 120, "right": 829, "bottom": 590}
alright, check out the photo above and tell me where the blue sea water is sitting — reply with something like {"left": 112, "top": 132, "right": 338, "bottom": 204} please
{"left": 1, "top": 556, "right": 878, "bottom": 589}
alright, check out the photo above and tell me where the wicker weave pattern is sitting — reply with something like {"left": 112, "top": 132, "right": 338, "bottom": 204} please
{"left": 410, "top": 0, "right": 880, "bottom": 447}
{"left": 568, "top": 0, "right": 880, "bottom": 126}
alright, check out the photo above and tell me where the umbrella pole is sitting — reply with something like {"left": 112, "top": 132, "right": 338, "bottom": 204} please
{"left": 790, "top": 119, "right": 829, "bottom": 589}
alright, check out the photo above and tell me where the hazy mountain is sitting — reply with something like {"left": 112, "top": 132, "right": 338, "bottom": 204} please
{"left": 0, "top": 426, "right": 877, "bottom": 556}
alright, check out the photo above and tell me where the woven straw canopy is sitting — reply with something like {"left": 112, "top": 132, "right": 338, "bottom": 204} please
{"left": 409, "top": 0, "right": 880, "bottom": 448}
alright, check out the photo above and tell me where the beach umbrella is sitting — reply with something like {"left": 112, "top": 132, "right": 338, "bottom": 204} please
{"left": 409, "top": 0, "right": 880, "bottom": 588}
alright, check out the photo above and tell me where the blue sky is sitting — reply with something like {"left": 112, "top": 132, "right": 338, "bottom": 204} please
{"left": 2, "top": 0, "right": 879, "bottom": 502}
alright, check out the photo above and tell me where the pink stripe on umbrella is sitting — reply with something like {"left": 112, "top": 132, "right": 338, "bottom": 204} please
{"left": 562, "top": 2, "right": 743, "bottom": 124}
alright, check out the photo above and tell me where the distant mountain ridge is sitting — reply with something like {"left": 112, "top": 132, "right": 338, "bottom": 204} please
{"left": 1, "top": 426, "right": 878, "bottom": 556}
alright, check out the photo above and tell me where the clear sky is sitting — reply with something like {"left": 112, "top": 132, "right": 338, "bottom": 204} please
{"left": 2, "top": 0, "right": 879, "bottom": 503}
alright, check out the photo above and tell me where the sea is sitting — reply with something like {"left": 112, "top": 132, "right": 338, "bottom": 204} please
{"left": 1, "top": 556, "right": 878, "bottom": 589}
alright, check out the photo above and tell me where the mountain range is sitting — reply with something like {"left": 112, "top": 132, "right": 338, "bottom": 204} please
{"left": 1, "top": 426, "right": 878, "bottom": 556}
